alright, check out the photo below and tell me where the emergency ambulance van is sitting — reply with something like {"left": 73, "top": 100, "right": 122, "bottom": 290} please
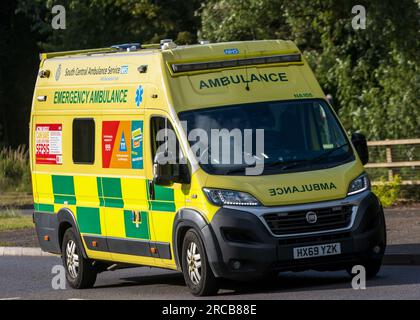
{"left": 30, "top": 40, "right": 386, "bottom": 296}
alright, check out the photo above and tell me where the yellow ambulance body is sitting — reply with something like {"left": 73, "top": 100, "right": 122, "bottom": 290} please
{"left": 30, "top": 40, "right": 386, "bottom": 296}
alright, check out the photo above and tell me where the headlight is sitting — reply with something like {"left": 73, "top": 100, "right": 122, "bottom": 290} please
{"left": 203, "top": 188, "right": 261, "bottom": 206}
{"left": 347, "top": 173, "right": 370, "bottom": 195}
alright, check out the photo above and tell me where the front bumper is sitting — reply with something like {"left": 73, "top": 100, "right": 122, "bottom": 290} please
{"left": 205, "top": 190, "right": 386, "bottom": 280}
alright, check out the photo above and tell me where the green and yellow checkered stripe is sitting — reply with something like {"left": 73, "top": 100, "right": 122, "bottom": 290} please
{"left": 33, "top": 173, "right": 177, "bottom": 241}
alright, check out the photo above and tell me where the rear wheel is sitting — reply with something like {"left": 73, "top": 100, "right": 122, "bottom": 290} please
{"left": 61, "top": 228, "right": 97, "bottom": 289}
{"left": 181, "top": 229, "right": 219, "bottom": 296}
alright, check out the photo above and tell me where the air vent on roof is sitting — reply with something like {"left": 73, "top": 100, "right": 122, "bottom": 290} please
{"left": 171, "top": 53, "right": 302, "bottom": 74}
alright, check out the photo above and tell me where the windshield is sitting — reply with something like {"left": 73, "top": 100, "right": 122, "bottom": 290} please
{"left": 178, "top": 99, "right": 354, "bottom": 175}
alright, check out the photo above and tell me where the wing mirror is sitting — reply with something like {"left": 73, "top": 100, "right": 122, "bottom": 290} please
{"left": 153, "top": 151, "right": 191, "bottom": 186}
{"left": 351, "top": 132, "right": 369, "bottom": 165}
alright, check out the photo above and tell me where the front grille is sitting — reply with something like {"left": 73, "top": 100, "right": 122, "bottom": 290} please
{"left": 277, "top": 232, "right": 351, "bottom": 246}
{"left": 264, "top": 205, "right": 353, "bottom": 236}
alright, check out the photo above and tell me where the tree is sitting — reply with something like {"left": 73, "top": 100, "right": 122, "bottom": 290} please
{"left": 285, "top": 0, "right": 420, "bottom": 139}
{"left": 201, "top": 0, "right": 420, "bottom": 139}
{"left": 0, "top": 0, "right": 40, "bottom": 147}
{"left": 18, "top": 0, "right": 202, "bottom": 51}
{"left": 0, "top": 0, "right": 418, "bottom": 148}
{"left": 0, "top": 0, "right": 202, "bottom": 147}
{"left": 201, "top": 0, "right": 289, "bottom": 42}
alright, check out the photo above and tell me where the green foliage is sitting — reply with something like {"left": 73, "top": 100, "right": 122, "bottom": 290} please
{"left": 200, "top": 0, "right": 290, "bottom": 42}
{"left": 0, "top": 208, "right": 21, "bottom": 219}
{"left": 18, "top": 0, "right": 201, "bottom": 51}
{"left": 0, "top": 0, "right": 40, "bottom": 147}
{"left": 201, "top": 0, "right": 420, "bottom": 140}
{"left": 0, "top": 209, "right": 33, "bottom": 231}
{"left": 0, "top": 0, "right": 419, "bottom": 149}
{"left": 0, "top": 146, "right": 31, "bottom": 193}
{"left": 372, "top": 175, "right": 402, "bottom": 207}
{"left": 286, "top": 0, "right": 420, "bottom": 140}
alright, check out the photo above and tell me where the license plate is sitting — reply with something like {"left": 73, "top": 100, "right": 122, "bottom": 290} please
{"left": 293, "top": 243, "right": 341, "bottom": 259}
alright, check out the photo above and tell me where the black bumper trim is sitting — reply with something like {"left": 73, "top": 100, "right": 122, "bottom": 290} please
{"left": 83, "top": 235, "right": 172, "bottom": 260}
{"left": 205, "top": 191, "right": 386, "bottom": 279}
{"left": 33, "top": 211, "right": 61, "bottom": 254}
{"left": 34, "top": 210, "right": 172, "bottom": 260}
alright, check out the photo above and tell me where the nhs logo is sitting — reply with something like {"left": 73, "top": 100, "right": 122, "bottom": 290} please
{"left": 120, "top": 65, "right": 129, "bottom": 74}
{"left": 224, "top": 48, "right": 239, "bottom": 55}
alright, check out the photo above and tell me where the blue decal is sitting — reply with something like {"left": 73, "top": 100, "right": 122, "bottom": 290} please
{"left": 131, "top": 121, "right": 143, "bottom": 169}
{"left": 224, "top": 48, "right": 239, "bottom": 55}
{"left": 119, "top": 132, "right": 127, "bottom": 151}
{"left": 135, "top": 85, "right": 144, "bottom": 107}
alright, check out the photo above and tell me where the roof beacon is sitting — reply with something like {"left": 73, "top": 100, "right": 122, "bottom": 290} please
{"left": 111, "top": 43, "right": 141, "bottom": 52}
{"left": 160, "top": 39, "right": 177, "bottom": 50}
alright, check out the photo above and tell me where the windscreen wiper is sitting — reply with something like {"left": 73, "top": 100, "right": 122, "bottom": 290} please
{"left": 223, "top": 165, "right": 253, "bottom": 175}
{"left": 226, "top": 143, "right": 350, "bottom": 174}
{"left": 265, "top": 159, "right": 307, "bottom": 169}
{"left": 279, "top": 143, "right": 350, "bottom": 171}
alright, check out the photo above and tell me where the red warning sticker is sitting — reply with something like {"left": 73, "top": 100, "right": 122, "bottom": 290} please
{"left": 35, "top": 124, "right": 63, "bottom": 165}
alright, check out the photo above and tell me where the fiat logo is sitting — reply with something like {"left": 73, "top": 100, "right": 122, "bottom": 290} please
{"left": 306, "top": 211, "right": 318, "bottom": 224}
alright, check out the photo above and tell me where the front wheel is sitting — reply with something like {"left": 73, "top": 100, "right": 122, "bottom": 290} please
{"left": 61, "top": 228, "right": 97, "bottom": 289}
{"left": 346, "top": 258, "right": 383, "bottom": 279}
{"left": 181, "top": 229, "right": 219, "bottom": 296}
{"left": 363, "top": 258, "right": 383, "bottom": 278}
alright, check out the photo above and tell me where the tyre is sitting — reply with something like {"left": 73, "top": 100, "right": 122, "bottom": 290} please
{"left": 262, "top": 270, "right": 280, "bottom": 281}
{"left": 181, "top": 229, "right": 219, "bottom": 296}
{"left": 61, "top": 228, "right": 97, "bottom": 289}
{"left": 346, "top": 258, "right": 383, "bottom": 279}
{"left": 363, "top": 258, "right": 383, "bottom": 278}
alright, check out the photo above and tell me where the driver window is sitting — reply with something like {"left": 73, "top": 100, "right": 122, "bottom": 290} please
{"left": 150, "top": 116, "right": 183, "bottom": 164}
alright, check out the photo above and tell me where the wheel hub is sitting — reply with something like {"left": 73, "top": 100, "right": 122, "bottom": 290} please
{"left": 186, "top": 241, "right": 201, "bottom": 285}
{"left": 66, "top": 240, "right": 79, "bottom": 278}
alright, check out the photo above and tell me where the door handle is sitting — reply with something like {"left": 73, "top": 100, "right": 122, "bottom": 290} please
{"left": 148, "top": 180, "right": 155, "bottom": 200}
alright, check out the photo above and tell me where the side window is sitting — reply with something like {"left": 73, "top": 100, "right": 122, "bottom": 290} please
{"left": 311, "top": 103, "right": 346, "bottom": 149}
{"left": 73, "top": 119, "right": 95, "bottom": 164}
{"left": 150, "top": 116, "right": 183, "bottom": 163}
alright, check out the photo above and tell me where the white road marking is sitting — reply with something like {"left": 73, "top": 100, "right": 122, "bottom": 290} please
{"left": 0, "top": 297, "right": 21, "bottom": 300}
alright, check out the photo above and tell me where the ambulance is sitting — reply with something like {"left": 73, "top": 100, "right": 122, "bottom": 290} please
{"left": 30, "top": 40, "right": 386, "bottom": 296}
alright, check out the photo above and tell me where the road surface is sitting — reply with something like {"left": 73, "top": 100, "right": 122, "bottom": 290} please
{"left": 0, "top": 256, "right": 419, "bottom": 300}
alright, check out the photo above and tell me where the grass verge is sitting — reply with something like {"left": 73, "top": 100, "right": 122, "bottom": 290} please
{"left": 0, "top": 146, "right": 31, "bottom": 193}
{"left": 0, "top": 193, "right": 33, "bottom": 208}
{"left": 0, "top": 208, "right": 33, "bottom": 231}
